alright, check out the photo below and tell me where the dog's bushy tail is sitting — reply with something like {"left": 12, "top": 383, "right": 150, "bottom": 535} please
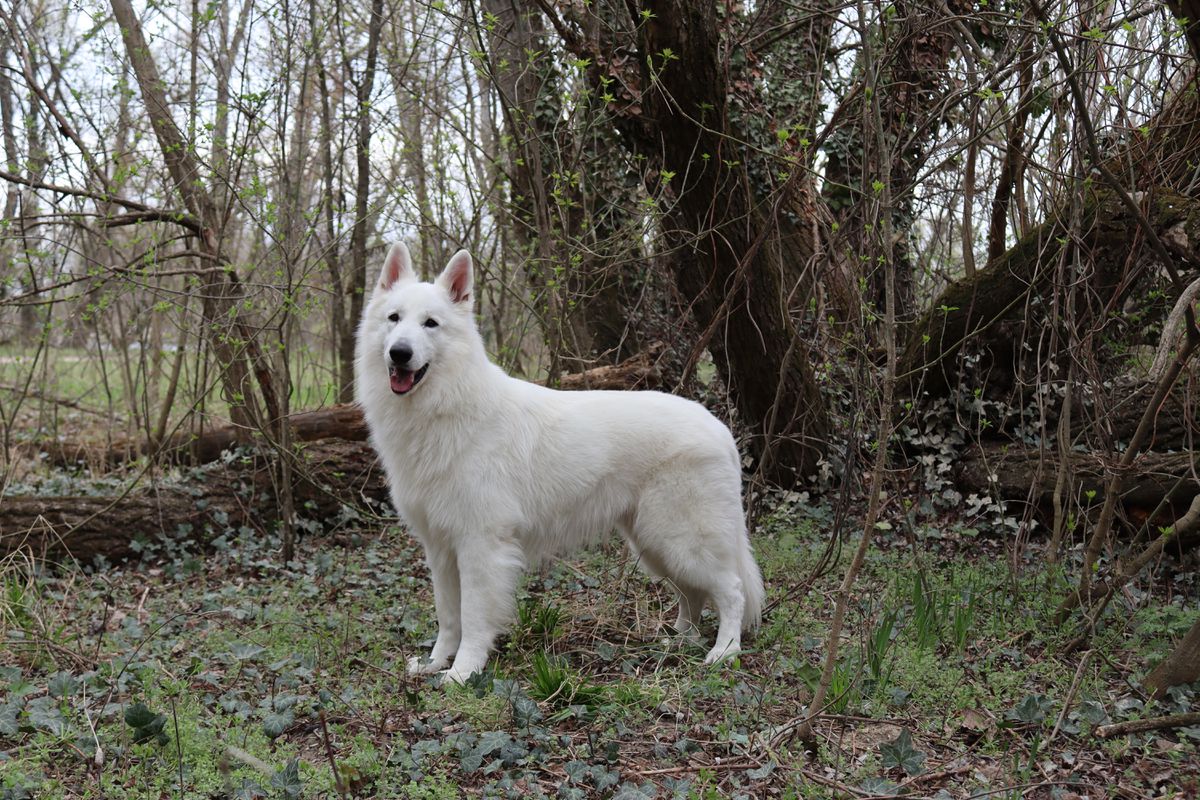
{"left": 740, "top": 527, "right": 766, "bottom": 631}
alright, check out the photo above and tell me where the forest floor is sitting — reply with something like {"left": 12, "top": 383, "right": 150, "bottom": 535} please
{"left": 1, "top": 495, "right": 1198, "bottom": 799}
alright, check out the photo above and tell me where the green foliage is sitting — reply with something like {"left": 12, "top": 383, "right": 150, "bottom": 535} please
{"left": 826, "top": 659, "right": 858, "bottom": 714}
{"left": 907, "top": 571, "right": 944, "bottom": 651}
{"left": 879, "top": 728, "right": 925, "bottom": 776}
{"left": 527, "top": 652, "right": 601, "bottom": 711}
{"left": 124, "top": 701, "right": 169, "bottom": 745}
{"left": 1005, "top": 693, "right": 1053, "bottom": 727}
{"left": 0, "top": 498, "right": 1196, "bottom": 796}
{"left": 865, "top": 607, "right": 899, "bottom": 687}
{"left": 514, "top": 598, "right": 563, "bottom": 648}
{"left": 269, "top": 758, "right": 303, "bottom": 798}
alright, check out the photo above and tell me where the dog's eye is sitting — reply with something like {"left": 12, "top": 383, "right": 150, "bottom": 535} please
{"left": 423, "top": 318, "right": 439, "bottom": 328}
{"left": 387, "top": 312, "right": 400, "bottom": 323}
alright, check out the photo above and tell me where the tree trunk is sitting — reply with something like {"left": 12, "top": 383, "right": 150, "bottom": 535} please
{"left": 109, "top": 0, "right": 281, "bottom": 436}
{"left": 481, "top": 0, "right": 639, "bottom": 369}
{"left": 1144, "top": 616, "right": 1200, "bottom": 698}
{"left": 987, "top": 40, "right": 1034, "bottom": 262}
{"left": 543, "top": 0, "right": 832, "bottom": 484}
{"left": 645, "top": 3, "right": 832, "bottom": 483}
{"left": 337, "top": 0, "right": 385, "bottom": 402}
{"left": 822, "top": 0, "right": 972, "bottom": 319}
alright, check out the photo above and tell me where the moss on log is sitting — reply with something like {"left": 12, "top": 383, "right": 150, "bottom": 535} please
{"left": 900, "top": 188, "right": 1200, "bottom": 396}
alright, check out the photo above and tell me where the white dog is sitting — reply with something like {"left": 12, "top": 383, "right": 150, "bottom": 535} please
{"left": 355, "top": 243, "right": 765, "bottom": 683}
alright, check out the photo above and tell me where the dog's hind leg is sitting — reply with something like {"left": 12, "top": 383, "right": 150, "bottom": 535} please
{"left": 409, "top": 536, "right": 461, "bottom": 674}
{"left": 628, "top": 482, "right": 744, "bottom": 661}
{"left": 443, "top": 535, "right": 525, "bottom": 684}
{"left": 672, "top": 583, "right": 707, "bottom": 642}
{"left": 703, "top": 573, "right": 745, "bottom": 664}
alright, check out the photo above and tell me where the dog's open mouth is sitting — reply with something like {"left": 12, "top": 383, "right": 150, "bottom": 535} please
{"left": 389, "top": 363, "right": 429, "bottom": 395}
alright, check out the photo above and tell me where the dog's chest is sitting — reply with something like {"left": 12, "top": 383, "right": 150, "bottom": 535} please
{"left": 373, "top": 413, "right": 498, "bottom": 511}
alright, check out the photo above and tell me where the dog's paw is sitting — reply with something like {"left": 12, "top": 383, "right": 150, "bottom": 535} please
{"left": 440, "top": 655, "right": 489, "bottom": 686}
{"left": 703, "top": 643, "right": 741, "bottom": 665}
{"left": 407, "top": 654, "right": 444, "bottom": 675}
{"left": 440, "top": 667, "right": 472, "bottom": 685}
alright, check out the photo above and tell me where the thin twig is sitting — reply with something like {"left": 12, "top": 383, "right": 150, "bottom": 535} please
{"left": 225, "top": 745, "right": 274, "bottom": 776}
{"left": 318, "top": 707, "right": 348, "bottom": 797}
{"left": 1048, "top": 650, "right": 1094, "bottom": 745}
{"left": 1095, "top": 712, "right": 1200, "bottom": 738}
{"left": 634, "top": 760, "right": 760, "bottom": 777}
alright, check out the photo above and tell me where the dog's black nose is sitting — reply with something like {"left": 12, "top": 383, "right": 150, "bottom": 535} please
{"left": 389, "top": 343, "right": 413, "bottom": 366}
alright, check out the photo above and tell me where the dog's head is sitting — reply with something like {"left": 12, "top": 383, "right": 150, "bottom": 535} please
{"left": 357, "top": 243, "right": 475, "bottom": 398}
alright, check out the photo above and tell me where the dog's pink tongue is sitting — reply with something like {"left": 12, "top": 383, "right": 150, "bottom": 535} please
{"left": 390, "top": 370, "right": 415, "bottom": 394}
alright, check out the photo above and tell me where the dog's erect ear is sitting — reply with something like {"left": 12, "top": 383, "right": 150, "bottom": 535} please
{"left": 436, "top": 250, "right": 473, "bottom": 305}
{"left": 378, "top": 243, "right": 415, "bottom": 290}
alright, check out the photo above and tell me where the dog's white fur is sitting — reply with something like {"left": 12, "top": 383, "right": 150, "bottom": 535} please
{"left": 356, "top": 243, "right": 765, "bottom": 683}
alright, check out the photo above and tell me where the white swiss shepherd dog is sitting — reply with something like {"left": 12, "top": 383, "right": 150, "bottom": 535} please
{"left": 355, "top": 243, "right": 765, "bottom": 683}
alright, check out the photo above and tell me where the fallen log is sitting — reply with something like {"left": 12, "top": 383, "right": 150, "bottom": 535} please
{"left": 33, "top": 348, "right": 663, "bottom": 468}
{"left": 1143, "top": 615, "right": 1200, "bottom": 699}
{"left": 1092, "top": 382, "right": 1197, "bottom": 452}
{"left": 0, "top": 440, "right": 390, "bottom": 564}
{"left": 899, "top": 188, "right": 1200, "bottom": 396}
{"left": 955, "top": 443, "right": 1199, "bottom": 510}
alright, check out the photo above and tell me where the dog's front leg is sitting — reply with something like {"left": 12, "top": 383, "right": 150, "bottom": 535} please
{"left": 442, "top": 536, "right": 524, "bottom": 685}
{"left": 408, "top": 538, "right": 461, "bottom": 674}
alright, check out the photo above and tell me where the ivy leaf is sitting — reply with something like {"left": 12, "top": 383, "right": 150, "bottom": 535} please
{"left": 1165, "top": 684, "right": 1194, "bottom": 709}
{"left": 511, "top": 696, "right": 542, "bottom": 728}
{"left": 124, "top": 702, "right": 168, "bottom": 745}
{"left": 48, "top": 672, "right": 79, "bottom": 699}
{"left": 230, "top": 643, "right": 267, "bottom": 661}
{"left": 410, "top": 738, "right": 444, "bottom": 768}
{"left": 1114, "top": 696, "right": 1143, "bottom": 718}
{"left": 27, "top": 697, "right": 69, "bottom": 738}
{"left": 593, "top": 767, "right": 621, "bottom": 791}
{"left": 0, "top": 700, "right": 20, "bottom": 736}
{"left": 859, "top": 776, "right": 902, "bottom": 796}
{"left": 220, "top": 695, "right": 253, "bottom": 718}
{"left": 563, "top": 760, "right": 590, "bottom": 782}
{"left": 673, "top": 736, "right": 701, "bottom": 754}
{"left": 387, "top": 746, "right": 417, "bottom": 770}
{"left": 477, "top": 730, "right": 510, "bottom": 755}
{"left": 880, "top": 728, "right": 926, "bottom": 776}
{"left": 270, "top": 758, "right": 303, "bottom": 799}
{"left": 124, "top": 702, "right": 159, "bottom": 729}
{"left": 464, "top": 670, "right": 492, "bottom": 698}
{"left": 232, "top": 779, "right": 267, "bottom": 799}
{"left": 1006, "top": 694, "right": 1052, "bottom": 726}
{"left": 459, "top": 746, "right": 485, "bottom": 773}
{"left": 1076, "top": 699, "right": 1109, "bottom": 726}
{"left": 262, "top": 709, "right": 295, "bottom": 739}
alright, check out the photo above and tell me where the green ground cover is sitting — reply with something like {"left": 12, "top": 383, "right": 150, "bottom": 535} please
{"left": 0, "top": 501, "right": 1197, "bottom": 798}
